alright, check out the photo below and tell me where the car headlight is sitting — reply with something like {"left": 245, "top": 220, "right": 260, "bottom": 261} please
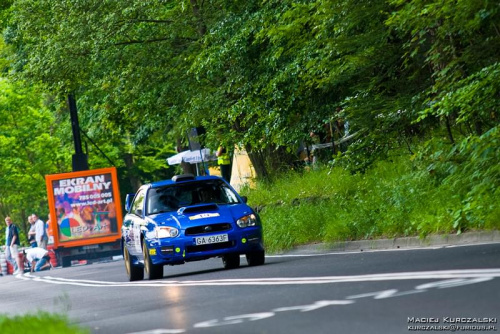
{"left": 155, "top": 226, "right": 179, "bottom": 238}
{"left": 237, "top": 214, "right": 258, "bottom": 228}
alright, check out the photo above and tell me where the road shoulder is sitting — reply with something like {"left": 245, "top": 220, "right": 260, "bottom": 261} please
{"left": 284, "top": 230, "right": 500, "bottom": 255}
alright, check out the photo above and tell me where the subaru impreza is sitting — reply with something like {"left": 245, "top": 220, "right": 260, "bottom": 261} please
{"left": 121, "top": 174, "right": 265, "bottom": 280}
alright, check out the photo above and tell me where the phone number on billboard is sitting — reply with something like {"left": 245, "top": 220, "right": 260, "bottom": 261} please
{"left": 79, "top": 192, "right": 112, "bottom": 201}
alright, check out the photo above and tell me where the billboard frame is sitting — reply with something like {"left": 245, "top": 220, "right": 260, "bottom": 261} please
{"left": 45, "top": 167, "right": 123, "bottom": 249}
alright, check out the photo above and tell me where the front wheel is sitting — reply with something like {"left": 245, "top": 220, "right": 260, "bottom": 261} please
{"left": 222, "top": 253, "right": 240, "bottom": 269}
{"left": 124, "top": 244, "right": 143, "bottom": 281}
{"left": 143, "top": 240, "right": 163, "bottom": 280}
{"left": 246, "top": 250, "right": 265, "bottom": 266}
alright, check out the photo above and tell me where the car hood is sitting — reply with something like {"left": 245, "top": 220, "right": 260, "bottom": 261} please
{"left": 147, "top": 203, "right": 254, "bottom": 229}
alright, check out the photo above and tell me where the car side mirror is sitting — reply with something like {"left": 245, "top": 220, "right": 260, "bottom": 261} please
{"left": 241, "top": 196, "right": 248, "bottom": 203}
{"left": 135, "top": 209, "right": 143, "bottom": 217}
{"left": 125, "top": 193, "right": 135, "bottom": 212}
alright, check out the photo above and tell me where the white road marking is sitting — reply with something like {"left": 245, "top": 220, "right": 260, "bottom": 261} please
{"left": 18, "top": 243, "right": 495, "bottom": 334}
{"left": 193, "top": 313, "right": 276, "bottom": 328}
{"left": 189, "top": 276, "right": 497, "bottom": 330}
{"left": 347, "top": 288, "right": 426, "bottom": 300}
{"left": 273, "top": 300, "right": 354, "bottom": 312}
{"left": 18, "top": 268, "right": 500, "bottom": 287}
{"left": 126, "top": 330, "right": 185, "bottom": 334}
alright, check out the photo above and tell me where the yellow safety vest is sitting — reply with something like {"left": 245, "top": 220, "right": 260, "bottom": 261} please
{"left": 217, "top": 147, "right": 231, "bottom": 165}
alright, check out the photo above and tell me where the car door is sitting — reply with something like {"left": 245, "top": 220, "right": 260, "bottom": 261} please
{"left": 122, "top": 193, "right": 136, "bottom": 247}
{"left": 123, "top": 188, "right": 147, "bottom": 256}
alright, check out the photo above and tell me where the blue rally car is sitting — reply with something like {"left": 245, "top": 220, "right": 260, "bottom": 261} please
{"left": 122, "top": 174, "right": 265, "bottom": 280}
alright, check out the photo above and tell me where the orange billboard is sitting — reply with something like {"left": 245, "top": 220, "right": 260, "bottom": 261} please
{"left": 45, "top": 167, "right": 123, "bottom": 248}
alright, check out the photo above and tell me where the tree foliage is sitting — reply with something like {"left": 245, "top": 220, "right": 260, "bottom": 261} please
{"left": 0, "top": 78, "right": 69, "bottom": 237}
{"left": 4, "top": 0, "right": 499, "bottom": 165}
{"left": 0, "top": 0, "right": 498, "bottom": 218}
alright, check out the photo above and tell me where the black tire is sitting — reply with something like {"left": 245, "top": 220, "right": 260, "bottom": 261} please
{"left": 55, "top": 252, "right": 62, "bottom": 267}
{"left": 61, "top": 256, "right": 72, "bottom": 268}
{"left": 143, "top": 240, "right": 163, "bottom": 280}
{"left": 124, "top": 244, "right": 144, "bottom": 281}
{"left": 246, "top": 250, "right": 265, "bottom": 266}
{"left": 222, "top": 253, "right": 240, "bottom": 269}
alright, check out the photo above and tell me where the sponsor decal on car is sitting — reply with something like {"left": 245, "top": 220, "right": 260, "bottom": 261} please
{"left": 188, "top": 213, "right": 221, "bottom": 220}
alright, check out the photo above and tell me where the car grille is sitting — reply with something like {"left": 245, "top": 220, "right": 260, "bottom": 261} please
{"left": 186, "top": 241, "right": 235, "bottom": 253}
{"left": 185, "top": 223, "right": 232, "bottom": 236}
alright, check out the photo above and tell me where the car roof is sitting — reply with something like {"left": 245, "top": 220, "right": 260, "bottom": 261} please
{"left": 149, "top": 175, "right": 223, "bottom": 189}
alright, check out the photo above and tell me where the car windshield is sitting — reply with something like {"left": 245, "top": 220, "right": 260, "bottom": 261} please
{"left": 146, "top": 180, "right": 240, "bottom": 215}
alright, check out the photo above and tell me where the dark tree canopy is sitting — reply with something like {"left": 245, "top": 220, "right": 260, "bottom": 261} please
{"left": 1, "top": 0, "right": 499, "bottom": 178}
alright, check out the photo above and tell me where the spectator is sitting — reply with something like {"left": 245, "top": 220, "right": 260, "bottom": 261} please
{"left": 24, "top": 247, "right": 51, "bottom": 272}
{"left": 216, "top": 146, "right": 232, "bottom": 182}
{"left": 4, "top": 216, "right": 20, "bottom": 275}
{"left": 28, "top": 215, "right": 37, "bottom": 247}
{"left": 32, "top": 213, "right": 48, "bottom": 249}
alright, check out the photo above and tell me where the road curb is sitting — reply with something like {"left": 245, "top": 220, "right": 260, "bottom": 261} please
{"left": 284, "top": 230, "right": 500, "bottom": 254}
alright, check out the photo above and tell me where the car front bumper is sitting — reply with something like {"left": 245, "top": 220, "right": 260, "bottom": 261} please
{"left": 145, "top": 227, "right": 264, "bottom": 265}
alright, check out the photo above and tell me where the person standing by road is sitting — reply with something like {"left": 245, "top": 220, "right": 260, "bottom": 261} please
{"left": 27, "top": 215, "right": 37, "bottom": 247}
{"left": 4, "top": 216, "right": 20, "bottom": 275}
{"left": 216, "top": 146, "right": 232, "bottom": 183}
{"left": 33, "top": 213, "right": 48, "bottom": 249}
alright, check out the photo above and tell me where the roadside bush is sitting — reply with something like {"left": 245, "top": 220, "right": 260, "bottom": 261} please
{"left": 243, "top": 131, "right": 499, "bottom": 253}
{"left": 415, "top": 125, "right": 500, "bottom": 233}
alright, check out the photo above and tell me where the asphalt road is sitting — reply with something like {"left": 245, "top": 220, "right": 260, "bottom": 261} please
{"left": 1, "top": 243, "right": 499, "bottom": 334}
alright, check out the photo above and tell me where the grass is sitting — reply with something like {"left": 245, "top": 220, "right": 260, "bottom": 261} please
{"left": 0, "top": 312, "right": 88, "bottom": 334}
{"left": 241, "top": 150, "right": 500, "bottom": 253}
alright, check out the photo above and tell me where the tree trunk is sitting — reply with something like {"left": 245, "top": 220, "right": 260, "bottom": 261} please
{"left": 123, "top": 153, "right": 142, "bottom": 190}
{"left": 190, "top": 0, "right": 207, "bottom": 36}
{"left": 175, "top": 137, "right": 197, "bottom": 175}
{"left": 180, "top": 161, "right": 197, "bottom": 175}
{"left": 474, "top": 120, "right": 483, "bottom": 136}
{"left": 245, "top": 144, "right": 269, "bottom": 180}
{"left": 445, "top": 115, "right": 455, "bottom": 145}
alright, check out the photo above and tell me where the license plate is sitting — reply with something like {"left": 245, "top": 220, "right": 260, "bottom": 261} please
{"left": 195, "top": 234, "right": 229, "bottom": 245}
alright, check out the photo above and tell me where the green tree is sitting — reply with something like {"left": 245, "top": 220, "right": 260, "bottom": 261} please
{"left": 4, "top": 1, "right": 184, "bottom": 188}
{"left": 0, "top": 78, "right": 70, "bottom": 239}
{"left": 387, "top": 0, "right": 500, "bottom": 139}
{"left": 189, "top": 0, "right": 419, "bottom": 173}
{"left": 3, "top": 0, "right": 499, "bottom": 181}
